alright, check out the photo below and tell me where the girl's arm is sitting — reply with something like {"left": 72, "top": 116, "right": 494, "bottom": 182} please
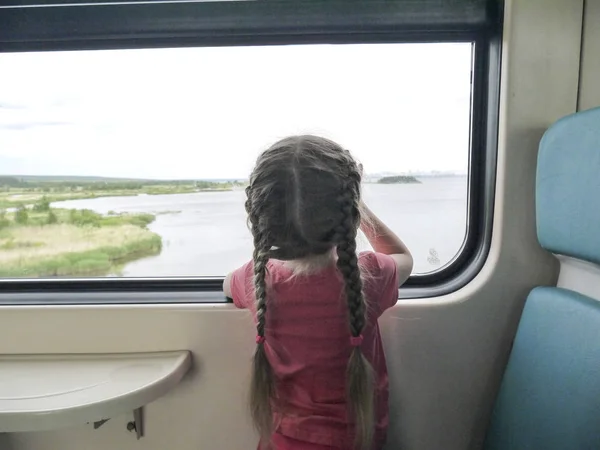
{"left": 223, "top": 272, "right": 233, "bottom": 298}
{"left": 360, "top": 202, "right": 414, "bottom": 286}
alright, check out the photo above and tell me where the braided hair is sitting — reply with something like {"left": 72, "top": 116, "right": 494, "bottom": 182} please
{"left": 332, "top": 156, "right": 375, "bottom": 450}
{"left": 246, "top": 136, "right": 375, "bottom": 449}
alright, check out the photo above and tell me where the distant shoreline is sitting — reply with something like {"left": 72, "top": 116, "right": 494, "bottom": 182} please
{"left": 376, "top": 175, "right": 421, "bottom": 184}
{"left": 0, "top": 173, "right": 467, "bottom": 209}
{"left": 0, "top": 189, "right": 235, "bottom": 209}
{"left": 363, "top": 173, "right": 466, "bottom": 183}
{"left": 0, "top": 175, "right": 245, "bottom": 209}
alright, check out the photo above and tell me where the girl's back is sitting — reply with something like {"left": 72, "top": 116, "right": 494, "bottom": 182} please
{"left": 230, "top": 252, "right": 399, "bottom": 449}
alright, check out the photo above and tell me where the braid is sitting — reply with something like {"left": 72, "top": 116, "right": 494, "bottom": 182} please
{"left": 247, "top": 200, "right": 276, "bottom": 446}
{"left": 336, "top": 184, "right": 375, "bottom": 450}
{"left": 335, "top": 191, "right": 365, "bottom": 336}
{"left": 252, "top": 224, "right": 269, "bottom": 338}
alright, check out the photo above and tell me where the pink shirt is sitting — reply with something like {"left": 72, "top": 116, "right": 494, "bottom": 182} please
{"left": 230, "top": 251, "right": 399, "bottom": 449}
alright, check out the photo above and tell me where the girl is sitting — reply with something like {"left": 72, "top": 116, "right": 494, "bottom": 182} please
{"left": 223, "top": 135, "right": 413, "bottom": 450}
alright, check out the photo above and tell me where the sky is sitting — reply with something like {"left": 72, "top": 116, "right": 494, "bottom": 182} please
{"left": 0, "top": 42, "right": 472, "bottom": 180}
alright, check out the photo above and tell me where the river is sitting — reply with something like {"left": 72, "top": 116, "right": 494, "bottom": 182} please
{"left": 53, "top": 176, "right": 467, "bottom": 276}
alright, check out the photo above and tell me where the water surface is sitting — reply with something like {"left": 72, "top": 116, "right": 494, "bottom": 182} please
{"left": 54, "top": 177, "right": 467, "bottom": 276}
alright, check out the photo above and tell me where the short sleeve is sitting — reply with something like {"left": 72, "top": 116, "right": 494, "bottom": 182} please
{"left": 230, "top": 260, "right": 254, "bottom": 310}
{"left": 359, "top": 251, "right": 400, "bottom": 318}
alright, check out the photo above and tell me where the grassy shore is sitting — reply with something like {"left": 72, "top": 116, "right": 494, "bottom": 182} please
{"left": 0, "top": 207, "right": 161, "bottom": 278}
{"left": 0, "top": 191, "right": 128, "bottom": 209}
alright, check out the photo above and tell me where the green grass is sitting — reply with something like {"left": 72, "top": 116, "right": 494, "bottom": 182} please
{"left": 0, "top": 233, "right": 161, "bottom": 277}
{"left": 0, "top": 239, "right": 44, "bottom": 250}
{"left": 0, "top": 207, "right": 162, "bottom": 277}
{"left": 2, "top": 207, "right": 155, "bottom": 228}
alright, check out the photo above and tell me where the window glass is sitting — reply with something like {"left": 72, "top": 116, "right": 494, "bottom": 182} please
{"left": 0, "top": 43, "right": 471, "bottom": 279}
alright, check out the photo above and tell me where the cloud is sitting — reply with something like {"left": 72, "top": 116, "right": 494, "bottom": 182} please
{"left": 0, "top": 102, "right": 26, "bottom": 110}
{"left": 0, "top": 121, "right": 71, "bottom": 131}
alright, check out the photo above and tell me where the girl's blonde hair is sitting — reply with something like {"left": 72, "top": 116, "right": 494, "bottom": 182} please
{"left": 245, "top": 135, "right": 375, "bottom": 450}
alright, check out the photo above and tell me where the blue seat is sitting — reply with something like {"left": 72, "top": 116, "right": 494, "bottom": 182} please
{"left": 484, "top": 106, "right": 600, "bottom": 450}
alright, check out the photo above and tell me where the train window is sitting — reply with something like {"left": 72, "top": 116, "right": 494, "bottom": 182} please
{"left": 0, "top": 0, "right": 501, "bottom": 298}
{"left": 0, "top": 43, "right": 471, "bottom": 279}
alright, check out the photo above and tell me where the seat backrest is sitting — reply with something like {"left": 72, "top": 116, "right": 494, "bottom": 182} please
{"left": 484, "top": 106, "right": 600, "bottom": 450}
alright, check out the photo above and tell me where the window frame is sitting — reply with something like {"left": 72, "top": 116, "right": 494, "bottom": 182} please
{"left": 0, "top": 0, "right": 503, "bottom": 302}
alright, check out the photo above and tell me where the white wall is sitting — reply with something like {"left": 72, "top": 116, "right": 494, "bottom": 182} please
{"left": 578, "top": 0, "right": 600, "bottom": 111}
{"left": 0, "top": 0, "right": 587, "bottom": 449}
